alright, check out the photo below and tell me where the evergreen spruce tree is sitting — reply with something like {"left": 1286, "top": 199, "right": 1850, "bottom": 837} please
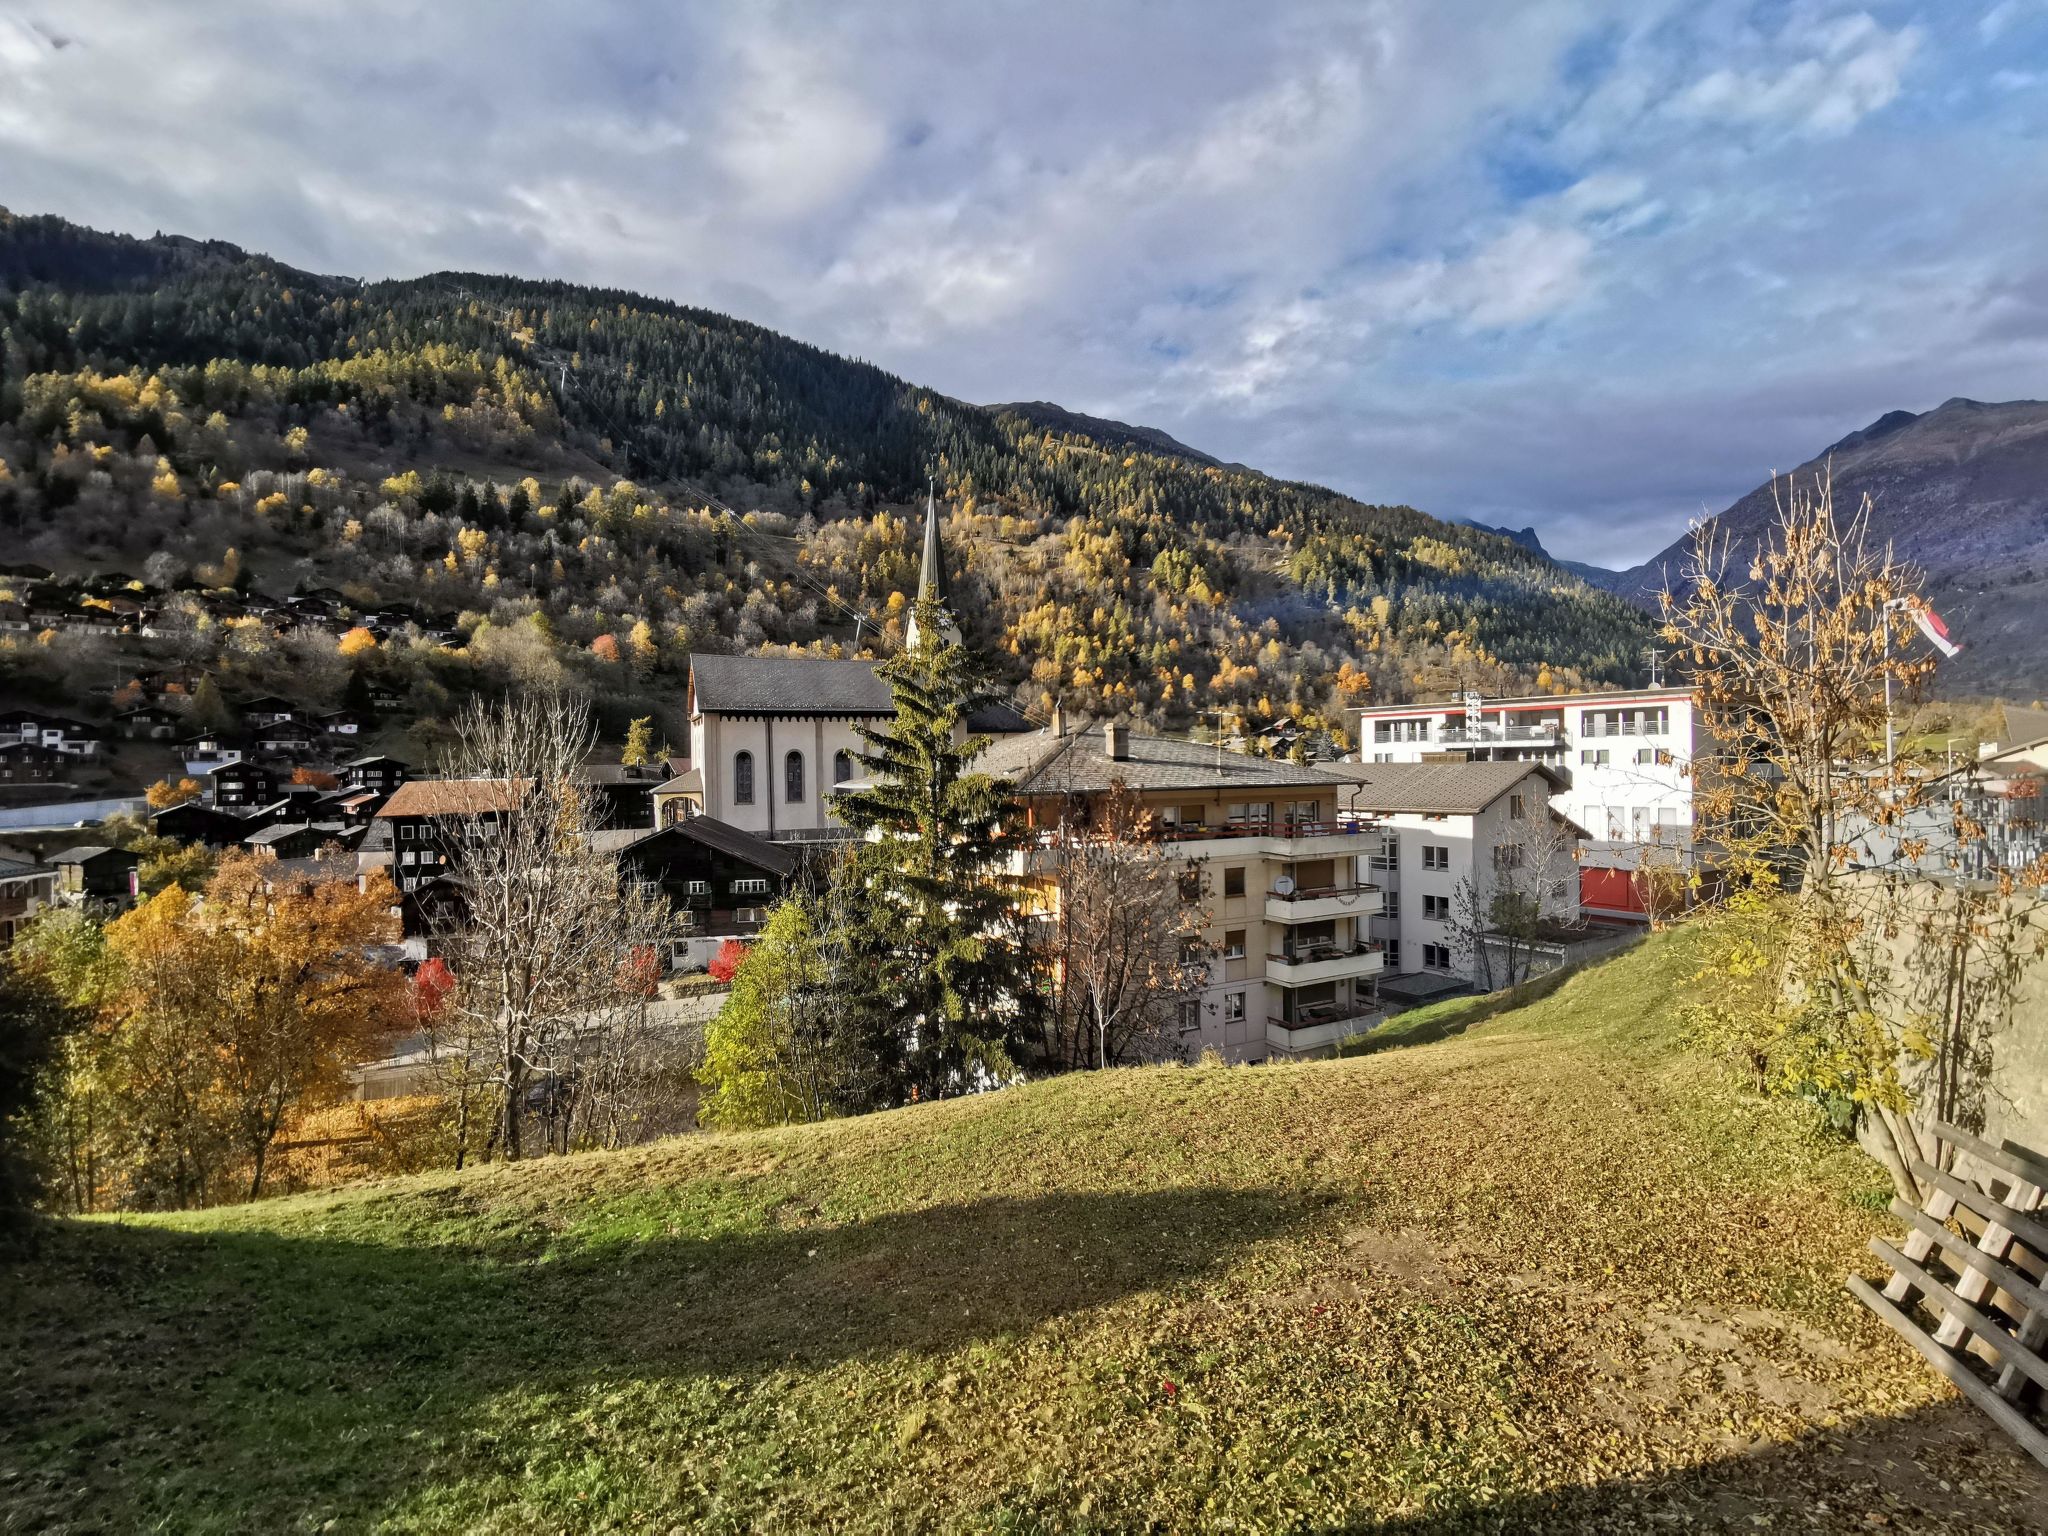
{"left": 830, "top": 595, "right": 1031, "bottom": 1103}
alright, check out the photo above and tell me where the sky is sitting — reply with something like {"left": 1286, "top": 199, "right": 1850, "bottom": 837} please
{"left": 2, "top": 1, "right": 2045, "bottom": 566}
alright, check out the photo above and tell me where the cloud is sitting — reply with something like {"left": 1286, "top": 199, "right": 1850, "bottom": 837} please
{"left": 1675, "top": 12, "right": 1921, "bottom": 138}
{"left": 0, "top": 1, "right": 2030, "bottom": 567}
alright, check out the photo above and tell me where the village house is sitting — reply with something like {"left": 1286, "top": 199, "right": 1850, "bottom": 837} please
{"left": 979, "top": 716, "right": 1387, "bottom": 1063}
{"left": 0, "top": 851, "right": 58, "bottom": 948}
{"left": 341, "top": 755, "right": 410, "bottom": 797}
{"left": 205, "top": 760, "right": 277, "bottom": 811}
{"left": 0, "top": 710, "right": 100, "bottom": 758}
{"left": 48, "top": 845, "right": 140, "bottom": 907}
{"left": 1317, "top": 760, "right": 1597, "bottom": 997}
{"left": 0, "top": 741, "right": 65, "bottom": 785}
{"left": 594, "top": 816, "right": 804, "bottom": 953}
{"left": 150, "top": 800, "right": 255, "bottom": 847}
{"left": 116, "top": 704, "right": 182, "bottom": 740}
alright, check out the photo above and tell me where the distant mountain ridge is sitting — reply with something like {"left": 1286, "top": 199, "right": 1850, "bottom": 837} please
{"left": 985, "top": 400, "right": 1252, "bottom": 472}
{"left": 1591, "top": 397, "right": 2048, "bottom": 694}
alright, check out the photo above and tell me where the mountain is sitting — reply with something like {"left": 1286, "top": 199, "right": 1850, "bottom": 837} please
{"left": 1598, "top": 398, "right": 2048, "bottom": 695}
{"left": 0, "top": 208, "right": 1655, "bottom": 745}
{"left": 985, "top": 399, "right": 1243, "bottom": 471}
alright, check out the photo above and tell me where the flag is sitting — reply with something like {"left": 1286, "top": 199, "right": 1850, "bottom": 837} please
{"left": 1913, "top": 605, "right": 1962, "bottom": 659}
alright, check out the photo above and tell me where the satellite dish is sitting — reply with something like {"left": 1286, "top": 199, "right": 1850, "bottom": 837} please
{"left": 1274, "top": 876, "right": 1296, "bottom": 897}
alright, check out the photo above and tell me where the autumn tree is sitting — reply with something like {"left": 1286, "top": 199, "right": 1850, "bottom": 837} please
{"left": 700, "top": 898, "right": 849, "bottom": 1128}
{"left": 1660, "top": 470, "right": 1987, "bottom": 1198}
{"left": 145, "top": 776, "right": 203, "bottom": 810}
{"left": 621, "top": 715, "right": 655, "bottom": 768}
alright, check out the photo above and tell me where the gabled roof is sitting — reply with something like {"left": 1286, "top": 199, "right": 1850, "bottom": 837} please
{"left": 46, "top": 844, "right": 129, "bottom": 866}
{"left": 975, "top": 722, "right": 1348, "bottom": 795}
{"left": 1315, "top": 760, "right": 1565, "bottom": 816}
{"left": 604, "top": 815, "right": 800, "bottom": 877}
{"left": 375, "top": 779, "right": 519, "bottom": 819}
{"left": 654, "top": 766, "right": 703, "bottom": 795}
{"left": 0, "top": 854, "right": 53, "bottom": 880}
{"left": 690, "top": 654, "right": 896, "bottom": 717}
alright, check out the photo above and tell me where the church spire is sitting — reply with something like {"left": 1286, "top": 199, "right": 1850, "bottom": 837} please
{"left": 907, "top": 476, "right": 960, "bottom": 649}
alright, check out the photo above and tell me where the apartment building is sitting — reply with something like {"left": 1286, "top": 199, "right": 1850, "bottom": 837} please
{"left": 1318, "top": 761, "right": 1583, "bottom": 992}
{"left": 1350, "top": 687, "right": 1696, "bottom": 919}
{"left": 980, "top": 718, "right": 1386, "bottom": 1062}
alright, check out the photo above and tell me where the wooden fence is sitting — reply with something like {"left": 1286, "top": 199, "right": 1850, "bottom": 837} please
{"left": 1849, "top": 1119, "right": 2048, "bottom": 1467}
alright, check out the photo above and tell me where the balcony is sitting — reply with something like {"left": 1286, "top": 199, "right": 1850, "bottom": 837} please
{"left": 1259, "top": 819, "right": 1380, "bottom": 858}
{"left": 1265, "top": 941, "right": 1385, "bottom": 986}
{"left": 1265, "top": 1001, "right": 1387, "bottom": 1056}
{"left": 1265, "top": 882, "right": 1381, "bottom": 924}
{"left": 1436, "top": 722, "right": 1561, "bottom": 746}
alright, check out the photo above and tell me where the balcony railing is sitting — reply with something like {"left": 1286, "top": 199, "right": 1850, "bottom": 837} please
{"left": 1436, "top": 723, "right": 1561, "bottom": 745}
{"left": 1274, "top": 998, "right": 1383, "bottom": 1031}
{"left": 1264, "top": 883, "right": 1382, "bottom": 924}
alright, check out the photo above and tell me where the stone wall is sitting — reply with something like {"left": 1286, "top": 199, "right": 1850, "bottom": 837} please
{"left": 1842, "top": 870, "right": 2048, "bottom": 1158}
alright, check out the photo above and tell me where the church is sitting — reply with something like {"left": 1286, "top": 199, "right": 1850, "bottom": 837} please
{"left": 658, "top": 494, "right": 1028, "bottom": 839}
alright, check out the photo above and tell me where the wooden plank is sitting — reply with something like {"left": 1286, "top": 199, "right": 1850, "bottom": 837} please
{"left": 1912, "top": 1160, "right": 2045, "bottom": 1348}
{"left": 2005, "top": 1312, "right": 2048, "bottom": 1404}
{"left": 1930, "top": 1118, "right": 2048, "bottom": 1198}
{"left": 1887, "top": 1198, "right": 2048, "bottom": 1316}
{"left": 1848, "top": 1275, "right": 2048, "bottom": 1470}
{"left": 1913, "top": 1161, "right": 2048, "bottom": 1262}
{"left": 1872, "top": 1239, "right": 2048, "bottom": 1396}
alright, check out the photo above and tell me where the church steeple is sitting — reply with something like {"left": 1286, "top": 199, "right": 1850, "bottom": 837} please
{"left": 907, "top": 477, "right": 961, "bottom": 649}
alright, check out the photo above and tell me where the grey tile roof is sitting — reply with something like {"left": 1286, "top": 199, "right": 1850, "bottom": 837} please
{"left": 608, "top": 816, "right": 801, "bottom": 877}
{"left": 654, "top": 766, "right": 703, "bottom": 795}
{"left": 0, "top": 854, "right": 52, "bottom": 880}
{"left": 1314, "top": 760, "right": 1561, "bottom": 816}
{"left": 689, "top": 652, "right": 1029, "bottom": 733}
{"left": 45, "top": 844, "right": 124, "bottom": 866}
{"left": 975, "top": 723, "right": 1351, "bottom": 796}
{"left": 691, "top": 654, "right": 894, "bottom": 717}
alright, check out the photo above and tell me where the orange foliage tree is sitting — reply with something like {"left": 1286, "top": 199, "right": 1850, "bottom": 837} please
{"left": 145, "top": 776, "right": 204, "bottom": 809}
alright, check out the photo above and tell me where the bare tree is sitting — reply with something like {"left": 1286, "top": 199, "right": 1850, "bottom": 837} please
{"left": 1447, "top": 802, "right": 1579, "bottom": 990}
{"left": 426, "top": 693, "right": 676, "bottom": 1161}
{"left": 1041, "top": 786, "right": 1211, "bottom": 1069}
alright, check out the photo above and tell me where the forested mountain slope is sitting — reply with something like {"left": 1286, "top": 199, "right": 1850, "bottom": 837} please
{"left": 0, "top": 209, "right": 1654, "bottom": 745}
{"left": 1596, "top": 398, "right": 2048, "bottom": 697}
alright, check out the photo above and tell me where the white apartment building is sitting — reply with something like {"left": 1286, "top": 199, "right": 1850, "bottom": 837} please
{"left": 1318, "top": 761, "right": 1583, "bottom": 993}
{"left": 981, "top": 719, "right": 1388, "bottom": 1063}
{"left": 1350, "top": 687, "right": 1697, "bottom": 919}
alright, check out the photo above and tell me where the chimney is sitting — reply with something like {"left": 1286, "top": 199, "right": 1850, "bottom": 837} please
{"left": 1104, "top": 717, "right": 1130, "bottom": 761}
{"left": 1049, "top": 701, "right": 1067, "bottom": 739}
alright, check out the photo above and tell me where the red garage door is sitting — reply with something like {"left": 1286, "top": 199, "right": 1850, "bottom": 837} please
{"left": 1580, "top": 865, "right": 1645, "bottom": 916}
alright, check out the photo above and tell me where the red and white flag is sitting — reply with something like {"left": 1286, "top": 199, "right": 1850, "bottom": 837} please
{"left": 1913, "top": 605, "right": 1962, "bottom": 659}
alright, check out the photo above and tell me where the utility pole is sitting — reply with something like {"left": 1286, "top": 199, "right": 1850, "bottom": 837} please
{"left": 1880, "top": 597, "right": 1910, "bottom": 769}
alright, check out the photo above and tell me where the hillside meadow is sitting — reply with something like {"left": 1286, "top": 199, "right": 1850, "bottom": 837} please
{"left": 5, "top": 922, "right": 2045, "bottom": 1532}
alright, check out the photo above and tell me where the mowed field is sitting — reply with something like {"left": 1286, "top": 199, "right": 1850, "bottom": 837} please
{"left": 5, "top": 923, "right": 2046, "bottom": 1533}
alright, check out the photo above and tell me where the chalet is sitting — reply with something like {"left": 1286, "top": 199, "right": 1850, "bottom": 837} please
{"left": 150, "top": 800, "right": 252, "bottom": 847}
{"left": 0, "top": 601, "right": 28, "bottom": 632}
{"left": 0, "top": 851, "right": 58, "bottom": 948}
{"left": 244, "top": 821, "right": 351, "bottom": 860}
{"left": 241, "top": 696, "right": 300, "bottom": 728}
{"left": 319, "top": 709, "right": 369, "bottom": 738}
{"left": 0, "top": 742, "right": 64, "bottom": 784}
{"left": 254, "top": 720, "right": 322, "bottom": 757}
{"left": 181, "top": 732, "right": 244, "bottom": 772}
{"left": 117, "top": 705, "right": 182, "bottom": 740}
{"left": 597, "top": 817, "right": 800, "bottom": 941}
{"left": 0, "top": 711, "right": 98, "bottom": 756}
{"left": 368, "top": 684, "right": 407, "bottom": 713}
{"left": 371, "top": 779, "right": 518, "bottom": 897}
{"left": 48, "top": 845, "right": 140, "bottom": 906}
{"left": 574, "top": 762, "right": 664, "bottom": 830}
{"left": 206, "top": 760, "right": 278, "bottom": 811}
{"left": 341, "top": 755, "right": 409, "bottom": 796}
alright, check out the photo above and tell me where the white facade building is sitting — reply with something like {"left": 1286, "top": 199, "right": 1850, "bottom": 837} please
{"left": 1319, "top": 761, "right": 1583, "bottom": 993}
{"left": 1350, "top": 688, "right": 1697, "bottom": 919}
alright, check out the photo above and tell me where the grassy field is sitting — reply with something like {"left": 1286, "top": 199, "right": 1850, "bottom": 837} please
{"left": 5, "top": 922, "right": 2046, "bottom": 1532}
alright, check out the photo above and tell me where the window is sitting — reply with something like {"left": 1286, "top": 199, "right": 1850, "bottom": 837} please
{"left": 732, "top": 877, "right": 770, "bottom": 897}
{"left": 1371, "top": 835, "right": 1397, "bottom": 870}
{"left": 1374, "top": 719, "right": 1431, "bottom": 742}
{"left": 1227, "top": 802, "right": 1273, "bottom": 828}
{"left": 1223, "top": 929, "right": 1246, "bottom": 960}
{"left": 1493, "top": 845, "right": 1524, "bottom": 870}
{"left": 1423, "top": 942, "right": 1452, "bottom": 970}
{"left": 685, "top": 879, "right": 710, "bottom": 897}
{"left": 1179, "top": 937, "right": 1206, "bottom": 966}
{"left": 1177, "top": 999, "right": 1201, "bottom": 1035}
{"left": 1373, "top": 752, "right": 1394, "bottom": 763}
{"left": 1422, "top": 894, "right": 1449, "bottom": 920}
{"left": 1384, "top": 939, "right": 1401, "bottom": 968}
{"left": 1177, "top": 804, "right": 1207, "bottom": 827}
{"left": 1421, "top": 845, "right": 1449, "bottom": 871}
{"left": 1383, "top": 890, "right": 1399, "bottom": 918}
{"left": 1635, "top": 748, "right": 1654, "bottom": 765}
{"left": 1606, "top": 805, "right": 1627, "bottom": 840}
{"left": 1223, "top": 866, "right": 1245, "bottom": 897}
{"left": 733, "top": 750, "right": 755, "bottom": 805}
{"left": 1509, "top": 793, "right": 1526, "bottom": 819}
{"left": 1224, "top": 992, "right": 1246, "bottom": 1022}
{"left": 1580, "top": 748, "right": 1610, "bottom": 766}
{"left": 833, "top": 749, "right": 854, "bottom": 785}
{"left": 785, "top": 750, "right": 805, "bottom": 804}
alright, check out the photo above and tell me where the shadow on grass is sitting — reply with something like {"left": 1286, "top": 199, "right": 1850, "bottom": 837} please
{"left": 0, "top": 1186, "right": 1311, "bottom": 1530}
{"left": 1356, "top": 1397, "right": 2048, "bottom": 1534}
